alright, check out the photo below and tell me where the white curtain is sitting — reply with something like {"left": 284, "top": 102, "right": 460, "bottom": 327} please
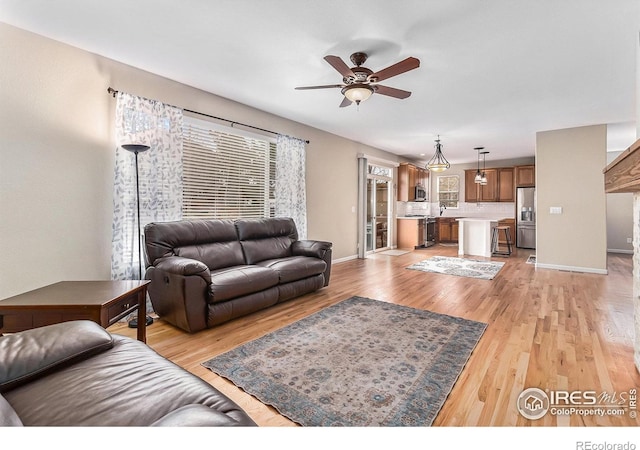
{"left": 275, "top": 134, "right": 307, "bottom": 239}
{"left": 111, "top": 92, "right": 183, "bottom": 281}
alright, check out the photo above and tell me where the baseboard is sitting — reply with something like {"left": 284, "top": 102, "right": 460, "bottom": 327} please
{"left": 535, "top": 262, "right": 608, "bottom": 275}
{"left": 332, "top": 254, "right": 358, "bottom": 264}
{"left": 607, "top": 248, "right": 633, "bottom": 254}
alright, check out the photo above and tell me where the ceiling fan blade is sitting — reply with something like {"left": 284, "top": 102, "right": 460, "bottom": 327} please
{"left": 369, "top": 57, "right": 420, "bottom": 82}
{"left": 374, "top": 85, "right": 412, "bottom": 99}
{"left": 295, "top": 84, "right": 344, "bottom": 90}
{"left": 324, "top": 55, "right": 355, "bottom": 78}
{"left": 339, "top": 97, "right": 352, "bottom": 108}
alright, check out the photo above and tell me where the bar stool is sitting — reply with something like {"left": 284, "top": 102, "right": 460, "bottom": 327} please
{"left": 491, "top": 226, "right": 513, "bottom": 256}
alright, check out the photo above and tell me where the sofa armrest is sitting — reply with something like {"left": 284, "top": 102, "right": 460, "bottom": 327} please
{"left": 0, "top": 321, "right": 113, "bottom": 393}
{"left": 292, "top": 240, "right": 333, "bottom": 286}
{"left": 154, "top": 256, "right": 211, "bottom": 284}
{"left": 291, "top": 240, "right": 333, "bottom": 259}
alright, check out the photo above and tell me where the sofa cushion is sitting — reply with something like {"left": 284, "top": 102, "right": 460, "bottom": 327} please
{"left": 145, "top": 219, "right": 245, "bottom": 269}
{"left": 3, "top": 335, "right": 256, "bottom": 426}
{"left": 151, "top": 404, "right": 249, "bottom": 426}
{"left": 175, "top": 241, "right": 245, "bottom": 270}
{"left": 0, "top": 321, "right": 113, "bottom": 393}
{"left": 235, "top": 217, "right": 298, "bottom": 241}
{"left": 257, "top": 256, "right": 327, "bottom": 284}
{"left": 208, "top": 265, "right": 279, "bottom": 303}
{"left": 236, "top": 217, "right": 297, "bottom": 264}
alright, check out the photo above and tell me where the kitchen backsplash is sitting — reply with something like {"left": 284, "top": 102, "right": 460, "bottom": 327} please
{"left": 436, "top": 201, "right": 515, "bottom": 218}
{"left": 397, "top": 201, "right": 515, "bottom": 219}
{"left": 397, "top": 202, "right": 431, "bottom": 217}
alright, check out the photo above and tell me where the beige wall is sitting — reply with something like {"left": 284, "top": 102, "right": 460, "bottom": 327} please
{"left": 0, "top": 23, "right": 399, "bottom": 299}
{"left": 536, "top": 124, "right": 608, "bottom": 273}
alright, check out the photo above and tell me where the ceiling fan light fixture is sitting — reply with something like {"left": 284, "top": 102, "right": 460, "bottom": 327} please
{"left": 426, "top": 136, "right": 450, "bottom": 172}
{"left": 342, "top": 84, "right": 373, "bottom": 105}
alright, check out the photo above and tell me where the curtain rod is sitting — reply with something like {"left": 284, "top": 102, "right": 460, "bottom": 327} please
{"left": 107, "top": 87, "right": 310, "bottom": 144}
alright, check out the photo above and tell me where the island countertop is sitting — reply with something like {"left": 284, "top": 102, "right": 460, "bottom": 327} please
{"left": 456, "top": 217, "right": 509, "bottom": 222}
{"left": 457, "top": 218, "right": 500, "bottom": 257}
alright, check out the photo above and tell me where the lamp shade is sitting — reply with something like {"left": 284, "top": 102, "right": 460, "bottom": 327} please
{"left": 121, "top": 144, "right": 150, "bottom": 154}
{"left": 342, "top": 84, "right": 374, "bottom": 104}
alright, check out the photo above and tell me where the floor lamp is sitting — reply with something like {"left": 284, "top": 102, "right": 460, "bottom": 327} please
{"left": 121, "top": 144, "right": 154, "bottom": 328}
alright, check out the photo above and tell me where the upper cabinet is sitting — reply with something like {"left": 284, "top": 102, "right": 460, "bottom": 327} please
{"left": 398, "top": 163, "right": 429, "bottom": 201}
{"left": 515, "top": 165, "right": 535, "bottom": 187}
{"left": 497, "top": 167, "right": 515, "bottom": 202}
{"left": 464, "top": 167, "right": 514, "bottom": 202}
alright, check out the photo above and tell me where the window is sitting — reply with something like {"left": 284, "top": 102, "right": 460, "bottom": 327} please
{"left": 437, "top": 175, "right": 459, "bottom": 208}
{"left": 182, "top": 117, "right": 276, "bottom": 219}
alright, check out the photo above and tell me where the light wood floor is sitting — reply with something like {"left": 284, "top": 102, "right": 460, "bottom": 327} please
{"left": 111, "top": 246, "right": 640, "bottom": 426}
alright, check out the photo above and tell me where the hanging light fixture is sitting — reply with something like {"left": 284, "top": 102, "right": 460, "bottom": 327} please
{"left": 480, "top": 150, "right": 489, "bottom": 185}
{"left": 342, "top": 84, "right": 374, "bottom": 106}
{"left": 426, "top": 135, "right": 450, "bottom": 172}
{"left": 474, "top": 147, "right": 484, "bottom": 183}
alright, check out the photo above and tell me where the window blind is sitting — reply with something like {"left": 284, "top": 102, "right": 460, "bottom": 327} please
{"left": 182, "top": 119, "right": 276, "bottom": 219}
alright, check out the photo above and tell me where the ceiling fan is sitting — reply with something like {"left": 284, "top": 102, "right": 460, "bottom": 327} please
{"left": 295, "top": 52, "right": 420, "bottom": 107}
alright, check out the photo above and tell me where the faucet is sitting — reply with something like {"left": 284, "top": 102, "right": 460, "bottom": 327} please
{"left": 439, "top": 203, "right": 447, "bottom": 216}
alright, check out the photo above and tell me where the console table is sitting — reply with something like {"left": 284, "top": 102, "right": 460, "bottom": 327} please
{"left": 0, "top": 280, "right": 150, "bottom": 342}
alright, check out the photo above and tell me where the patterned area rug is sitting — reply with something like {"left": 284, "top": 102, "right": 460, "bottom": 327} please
{"left": 202, "top": 296, "right": 487, "bottom": 426}
{"left": 406, "top": 256, "right": 505, "bottom": 280}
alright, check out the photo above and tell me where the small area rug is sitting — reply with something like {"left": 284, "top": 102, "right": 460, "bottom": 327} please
{"left": 378, "top": 249, "right": 410, "bottom": 256}
{"left": 202, "top": 296, "right": 487, "bottom": 426}
{"left": 406, "top": 256, "right": 504, "bottom": 280}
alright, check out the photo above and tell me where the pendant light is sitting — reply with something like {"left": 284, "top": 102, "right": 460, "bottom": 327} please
{"left": 474, "top": 147, "right": 484, "bottom": 183}
{"left": 426, "top": 135, "right": 450, "bottom": 172}
{"left": 480, "top": 150, "right": 489, "bottom": 185}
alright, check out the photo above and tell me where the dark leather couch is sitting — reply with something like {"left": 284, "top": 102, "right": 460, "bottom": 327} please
{"left": 144, "top": 217, "right": 332, "bottom": 332}
{"left": 0, "top": 320, "right": 256, "bottom": 426}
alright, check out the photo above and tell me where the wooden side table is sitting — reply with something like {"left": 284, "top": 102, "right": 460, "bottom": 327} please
{"left": 0, "top": 280, "right": 150, "bottom": 343}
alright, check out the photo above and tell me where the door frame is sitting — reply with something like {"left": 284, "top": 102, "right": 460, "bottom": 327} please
{"left": 357, "top": 154, "right": 399, "bottom": 258}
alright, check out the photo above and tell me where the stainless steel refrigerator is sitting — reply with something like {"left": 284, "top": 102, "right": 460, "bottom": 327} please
{"left": 516, "top": 187, "right": 536, "bottom": 249}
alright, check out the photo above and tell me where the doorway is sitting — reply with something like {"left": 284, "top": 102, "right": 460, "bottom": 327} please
{"left": 366, "top": 165, "right": 393, "bottom": 253}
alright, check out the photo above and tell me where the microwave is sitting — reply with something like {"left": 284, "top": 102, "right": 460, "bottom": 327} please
{"left": 414, "top": 185, "right": 427, "bottom": 202}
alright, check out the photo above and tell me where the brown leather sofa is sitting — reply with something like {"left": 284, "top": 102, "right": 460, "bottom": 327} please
{"left": 0, "top": 320, "right": 256, "bottom": 426}
{"left": 144, "top": 217, "right": 332, "bottom": 333}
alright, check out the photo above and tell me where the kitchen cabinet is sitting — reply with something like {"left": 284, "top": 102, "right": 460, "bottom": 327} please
{"left": 397, "top": 218, "right": 425, "bottom": 249}
{"left": 465, "top": 167, "right": 514, "bottom": 202}
{"left": 398, "top": 163, "right": 429, "bottom": 201}
{"left": 497, "top": 167, "right": 515, "bottom": 202}
{"left": 515, "top": 165, "right": 535, "bottom": 187}
{"left": 436, "top": 217, "right": 459, "bottom": 243}
{"left": 465, "top": 170, "right": 480, "bottom": 203}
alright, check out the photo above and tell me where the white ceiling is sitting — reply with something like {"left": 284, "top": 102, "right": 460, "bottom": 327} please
{"left": 1, "top": 0, "right": 638, "bottom": 164}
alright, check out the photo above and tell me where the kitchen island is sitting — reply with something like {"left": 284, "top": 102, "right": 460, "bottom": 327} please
{"left": 457, "top": 218, "right": 499, "bottom": 257}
